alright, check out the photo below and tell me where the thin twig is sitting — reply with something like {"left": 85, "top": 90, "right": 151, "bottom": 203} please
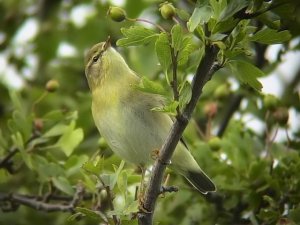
{"left": 170, "top": 47, "right": 180, "bottom": 116}
{"left": 0, "top": 184, "right": 86, "bottom": 213}
{"left": 0, "top": 147, "right": 18, "bottom": 173}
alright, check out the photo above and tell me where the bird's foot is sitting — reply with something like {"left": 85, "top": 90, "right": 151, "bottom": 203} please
{"left": 150, "top": 149, "right": 171, "bottom": 165}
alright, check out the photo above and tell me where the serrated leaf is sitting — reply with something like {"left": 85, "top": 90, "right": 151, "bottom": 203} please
{"left": 178, "top": 36, "right": 195, "bottom": 65}
{"left": 249, "top": 28, "right": 291, "bottom": 44}
{"left": 171, "top": 24, "right": 183, "bottom": 52}
{"left": 188, "top": 1, "right": 212, "bottom": 32}
{"left": 229, "top": 60, "right": 264, "bottom": 91}
{"left": 155, "top": 32, "right": 171, "bottom": 75}
{"left": 179, "top": 81, "right": 192, "bottom": 110}
{"left": 117, "top": 26, "right": 158, "bottom": 47}
{"left": 219, "top": 0, "right": 248, "bottom": 21}
{"left": 135, "top": 76, "right": 165, "bottom": 95}
{"left": 52, "top": 176, "right": 74, "bottom": 195}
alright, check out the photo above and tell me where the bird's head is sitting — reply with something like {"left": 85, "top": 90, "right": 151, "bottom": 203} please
{"left": 84, "top": 37, "right": 129, "bottom": 91}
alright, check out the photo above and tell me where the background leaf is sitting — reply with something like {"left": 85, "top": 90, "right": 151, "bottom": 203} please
{"left": 229, "top": 60, "right": 264, "bottom": 91}
{"left": 117, "top": 26, "right": 158, "bottom": 47}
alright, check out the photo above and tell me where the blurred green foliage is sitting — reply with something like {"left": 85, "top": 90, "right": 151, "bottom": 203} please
{"left": 0, "top": 0, "right": 300, "bottom": 225}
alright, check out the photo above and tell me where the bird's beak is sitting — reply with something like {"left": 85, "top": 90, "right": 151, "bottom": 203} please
{"left": 104, "top": 36, "right": 111, "bottom": 51}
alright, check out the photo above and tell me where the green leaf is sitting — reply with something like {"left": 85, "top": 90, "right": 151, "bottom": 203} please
{"left": 43, "top": 123, "right": 68, "bottom": 137}
{"left": 151, "top": 101, "right": 179, "bottom": 116}
{"left": 117, "top": 26, "right": 158, "bottom": 47}
{"left": 171, "top": 24, "right": 183, "bottom": 52}
{"left": 135, "top": 76, "right": 165, "bottom": 95}
{"left": 219, "top": 0, "right": 248, "bottom": 21}
{"left": 0, "top": 129, "right": 8, "bottom": 150}
{"left": 8, "top": 110, "right": 32, "bottom": 141}
{"left": 111, "top": 160, "right": 125, "bottom": 190}
{"left": 178, "top": 36, "right": 195, "bottom": 66}
{"left": 210, "top": 0, "right": 227, "bottom": 20}
{"left": 123, "top": 200, "right": 139, "bottom": 214}
{"left": 11, "top": 132, "right": 33, "bottom": 169}
{"left": 117, "top": 170, "right": 128, "bottom": 197}
{"left": 65, "top": 154, "right": 89, "bottom": 177}
{"left": 187, "top": 0, "right": 212, "bottom": 32}
{"left": 229, "top": 60, "right": 264, "bottom": 91}
{"left": 249, "top": 28, "right": 291, "bottom": 44}
{"left": 213, "top": 17, "right": 239, "bottom": 33}
{"left": 289, "top": 206, "right": 300, "bottom": 223}
{"left": 82, "top": 157, "right": 104, "bottom": 176}
{"left": 9, "top": 91, "right": 23, "bottom": 112}
{"left": 75, "top": 207, "right": 104, "bottom": 220}
{"left": 56, "top": 121, "right": 83, "bottom": 156}
{"left": 175, "top": 8, "right": 190, "bottom": 21}
{"left": 155, "top": 32, "right": 171, "bottom": 76}
{"left": 179, "top": 81, "right": 192, "bottom": 110}
{"left": 52, "top": 176, "right": 74, "bottom": 195}
{"left": 32, "top": 155, "right": 65, "bottom": 182}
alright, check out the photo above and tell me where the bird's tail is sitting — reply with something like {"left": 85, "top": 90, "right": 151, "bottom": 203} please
{"left": 184, "top": 170, "right": 216, "bottom": 194}
{"left": 171, "top": 143, "right": 216, "bottom": 194}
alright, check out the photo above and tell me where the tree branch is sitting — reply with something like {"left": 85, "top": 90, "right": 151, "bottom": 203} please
{"left": 0, "top": 183, "right": 86, "bottom": 213}
{"left": 0, "top": 147, "right": 18, "bottom": 173}
{"left": 138, "top": 44, "right": 220, "bottom": 225}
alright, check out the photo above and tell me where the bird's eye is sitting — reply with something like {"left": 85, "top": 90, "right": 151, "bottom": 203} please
{"left": 92, "top": 55, "right": 99, "bottom": 62}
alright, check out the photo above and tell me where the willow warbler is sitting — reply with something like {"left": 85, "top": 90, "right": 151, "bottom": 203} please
{"left": 84, "top": 39, "right": 216, "bottom": 194}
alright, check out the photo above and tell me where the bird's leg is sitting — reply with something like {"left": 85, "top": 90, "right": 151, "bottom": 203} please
{"left": 137, "top": 165, "right": 152, "bottom": 213}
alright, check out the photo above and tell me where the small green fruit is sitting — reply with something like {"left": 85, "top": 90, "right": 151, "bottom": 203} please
{"left": 159, "top": 3, "right": 176, "bottom": 19}
{"left": 263, "top": 94, "right": 279, "bottom": 110}
{"left": 46, "top": 79, "right": 59, "bottom": 92}
{"left": 99, "top": 137, "right": 108, "bottom": 148}
{"left": 272, "top": 107, "right": 289, "bottom": 126}
{"left": 208, "top": 137, "right": 222, "bottom": 151}
{"left": 107, "top": 6, "right": 126, "bottom": 22}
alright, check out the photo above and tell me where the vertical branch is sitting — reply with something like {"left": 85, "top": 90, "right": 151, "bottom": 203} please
{"left": 138, "top": 44, "right": 220, "bottom": 225}
{"left": 170, "top": 47, "right": 180, "bottom": 115}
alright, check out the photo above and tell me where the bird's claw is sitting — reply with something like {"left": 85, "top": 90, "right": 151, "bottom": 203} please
{"left": 150, "top": 149, "right": 171, "bottom": 165}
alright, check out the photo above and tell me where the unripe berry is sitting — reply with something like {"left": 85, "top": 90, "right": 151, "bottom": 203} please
{"left": 107, "top": 6, "right": 126, "bottom": 22}
{"left": 263, "top": 94, "right": 279, "bottom": 111}
{"left": 208, "top": 136, "right": 222, "bottom": 151}
{"left": 99, "top": 137, "right": 108, "bottom": 148}
{"left": 45, "top": 79, "right": 59, "bottom": 92}
{"left": 159, "top": 2, "right": 176, "bottom": 20}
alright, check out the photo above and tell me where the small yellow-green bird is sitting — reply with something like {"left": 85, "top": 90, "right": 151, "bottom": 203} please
{"left": 84, "top": 39, "right": 216, "bottom": 194}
